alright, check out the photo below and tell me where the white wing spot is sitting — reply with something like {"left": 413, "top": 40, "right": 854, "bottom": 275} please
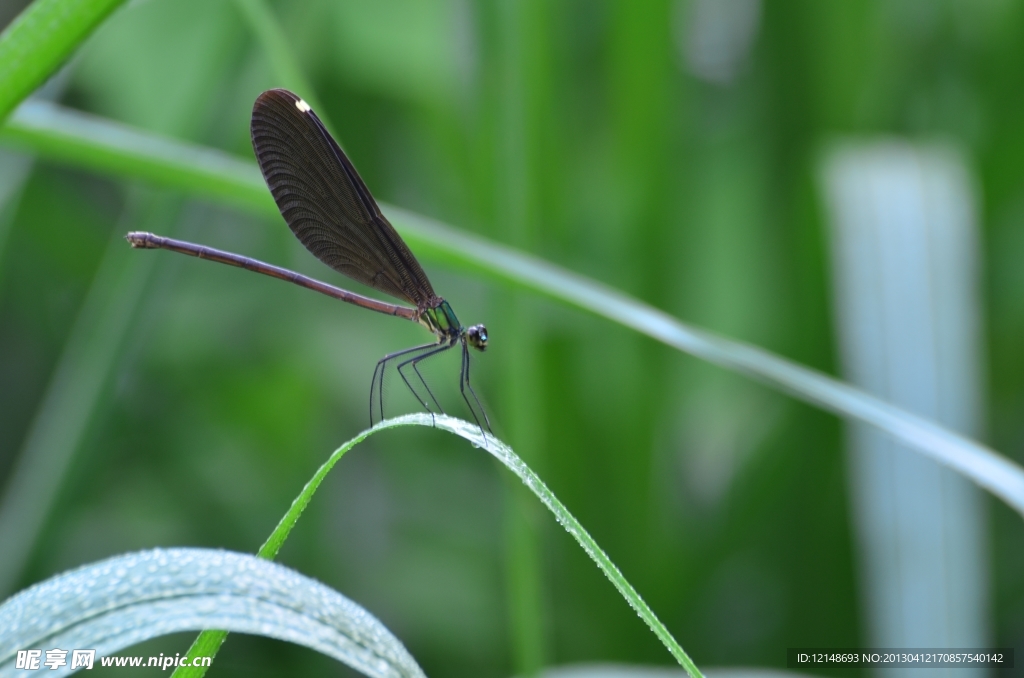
{"left": 295, "top": 99, "right": 312, "bottom": 113}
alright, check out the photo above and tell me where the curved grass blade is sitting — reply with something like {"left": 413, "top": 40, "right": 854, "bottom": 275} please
{"left": 0, "top": 0, "right": 128, "bottom": 122}
{"left": 403, "top": 415, "right": 703, "bottom": 678}
{"left": 1, "top": 100, "right": 273, "bottom": 212}
{"left": 173, "top": 415, "right": 408, "bottom": 678}
{"left": 0, "top": 548, "right": 426, "bottom": 678}
{"left": 2, "top": 103, "right": 1023, "bottom": 521}
{"left": 389, "top": 214, "right": 1024, "bottom": 520}
{"left": 177, "top": 415, "right": 701, "bottom": 678}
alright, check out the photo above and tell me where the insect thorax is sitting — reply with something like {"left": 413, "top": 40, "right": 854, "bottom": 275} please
{"left": 418, "top": 300, "right": 462, "bottom": 343}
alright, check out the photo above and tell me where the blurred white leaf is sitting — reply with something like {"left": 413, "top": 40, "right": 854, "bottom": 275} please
{"left": 0, "top": 548, "right": 426, "bottom": 678}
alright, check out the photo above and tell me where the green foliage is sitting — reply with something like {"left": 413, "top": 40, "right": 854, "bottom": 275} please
{"left": 0, "top": 0, "right": 126, "bottom": 121}
{"left": 9, "top": 101, "right": 1019, "bottom": 520}
{"left": 2, "top": 0, "right": 1024, "bottom": 676}
{"left": 174, "top": 415, "right": 701, "bottom": 678}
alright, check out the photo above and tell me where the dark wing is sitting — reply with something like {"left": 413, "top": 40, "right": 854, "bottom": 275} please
{"left": 251, "top": 89, "right": 436, "bottom": 308}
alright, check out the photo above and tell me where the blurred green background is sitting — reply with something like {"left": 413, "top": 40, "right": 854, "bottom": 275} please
{"left": 1, "top": 0, "right": 1023, "bottom": 676}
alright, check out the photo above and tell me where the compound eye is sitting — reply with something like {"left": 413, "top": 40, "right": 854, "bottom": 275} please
{"left": 467, "top": 324, "right": 488, "bottom": 351}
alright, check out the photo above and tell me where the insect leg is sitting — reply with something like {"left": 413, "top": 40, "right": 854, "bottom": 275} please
{"left": 370, "top": 341, "right": 439, "bottom": 426}
{"left": 458, "top": 338, "right": 492, "bottom": 435}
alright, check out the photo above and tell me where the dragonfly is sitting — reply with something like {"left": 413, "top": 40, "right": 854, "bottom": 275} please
{"left": 127, "top": 88, "right": 491, "bottom": 433}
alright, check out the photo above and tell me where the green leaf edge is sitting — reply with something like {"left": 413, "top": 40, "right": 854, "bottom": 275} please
{"left": 0, "top": 0, "right": 127, "bottom": 121}
{"left": 173, "top": 414, "right": 703, "bottom": 678}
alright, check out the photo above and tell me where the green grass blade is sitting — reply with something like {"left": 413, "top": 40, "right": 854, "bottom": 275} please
{"left": 173, "top": 416, "right": 398, "bottom": 678}
{"left": 230, "top": 0, "right": 326, "bottom": 120}
{"left": 388, "top": 218, "right": 1024, "bottom": 522}
{"left": 3, "top": 102, "right": 1023, "bottom": 520}
{"left": 0, "top": 194, "right": 177, "bottom": 596}
{"left": 0, "top": 548, "right": 427, "bottom": 678}
{"left": 1, "top": 100, "right": 273, "bottom": 212}
{"left": 493, "top": 1, "right": 548, "bottom": 673}
{"left": 172, "top": 631, "right": 228, "bottom": 678}
{"left": 0, "top": 149, "right": 34, "bottom": 271}
{"left": 0, "top": 0, "right": 127, "bottom": 121}
{"left": 412, "top": 415, "right": 702, "bottom": 677}
{"left": 176, "top": 415, "right": 701, "bottom": 678}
